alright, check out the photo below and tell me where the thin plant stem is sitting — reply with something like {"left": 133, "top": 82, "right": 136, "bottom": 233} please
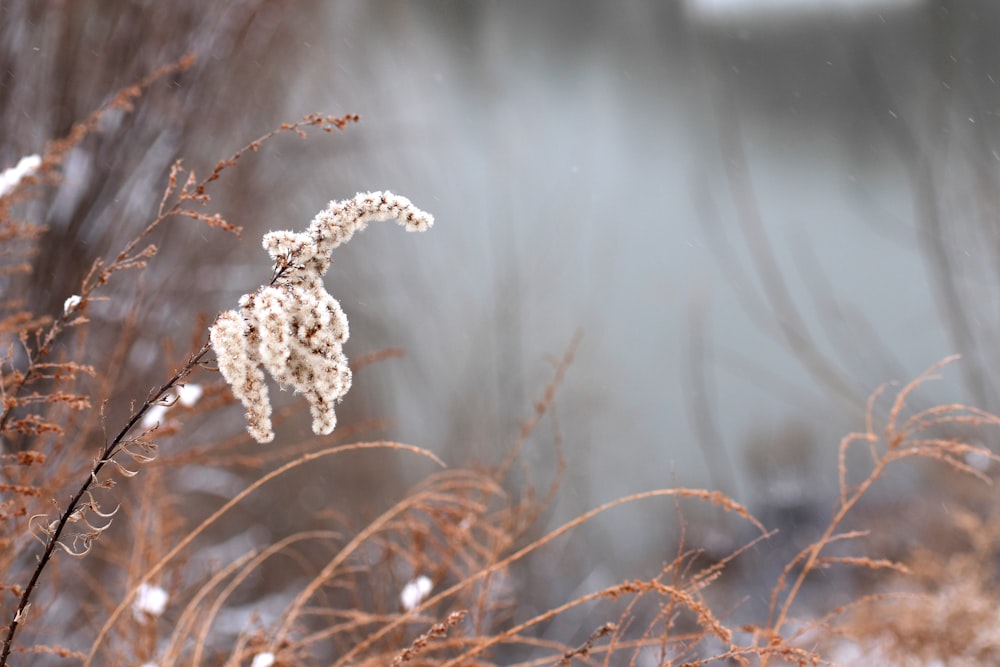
{"left": 0, "top": 341, "right": 211, "bottom": 667}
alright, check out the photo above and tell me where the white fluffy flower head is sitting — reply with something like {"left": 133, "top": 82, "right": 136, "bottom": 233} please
{"left": 63, "top": 294, "right": 82, "bottom": 314}
{"left": 133, "top": 582, "right": 168, "bottom": 620}
{"left": 400, "top": 575, "right": 433, "bottom": 611}
{"left": 250, "top": 654, "right": 275, "bottom": 667}
{"left": 0, "top": 154, "right": 41, "bottom": 198}
{"left": 210, "top": 191, "right": 433, "bottom": 443}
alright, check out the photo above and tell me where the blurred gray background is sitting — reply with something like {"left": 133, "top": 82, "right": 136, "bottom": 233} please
{"left": 6, "top": 0, "right": 1000, "bottom": 600}
{"left": 266, "top": 0, "right": 1000, "bottom": 515}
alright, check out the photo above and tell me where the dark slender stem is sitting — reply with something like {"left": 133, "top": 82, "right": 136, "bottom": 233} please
{"left": 0, "top": 341, "right": 212, "bottom": 667}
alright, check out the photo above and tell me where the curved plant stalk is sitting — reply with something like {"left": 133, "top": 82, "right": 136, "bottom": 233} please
{"left": 0, "top": 341, "right": 210, "bottom": 667}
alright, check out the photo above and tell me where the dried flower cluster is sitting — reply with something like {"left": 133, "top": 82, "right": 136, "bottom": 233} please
{"left": 210, "top": 191, "right": 433, "bottom": 442}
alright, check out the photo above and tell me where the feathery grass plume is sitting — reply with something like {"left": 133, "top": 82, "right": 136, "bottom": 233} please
{"left": 210, "top": 191, "right": 434, "bottom": 442}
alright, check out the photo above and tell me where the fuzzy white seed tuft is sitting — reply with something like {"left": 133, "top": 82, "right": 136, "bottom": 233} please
{"left": 0, "top": 154, "right": 41, "bottom": 198}
{"left": 210, "top": 192, "right": 433, "bottom": 443}
{"left": 400, "top": 575, "right": 434, "bottom": 611}
{"left": 133, "top": 583, "right": 168, "bottom": 620}
{"left": 63, "top": 294, "right": 82, "bottom": 314}
{"left": 250, "top": 653, "right": 275, "bottom": 667}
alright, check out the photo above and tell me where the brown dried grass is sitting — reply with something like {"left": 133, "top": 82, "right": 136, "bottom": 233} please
{"left": 2, "top": 50, "right": 1000, "bottom": 667}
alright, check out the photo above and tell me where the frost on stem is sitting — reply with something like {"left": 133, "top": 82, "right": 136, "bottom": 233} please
{"left": 210, "top": 191, "right": 434, "bottom": 443}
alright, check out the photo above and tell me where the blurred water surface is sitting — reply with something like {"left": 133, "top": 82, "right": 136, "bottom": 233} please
{"left": 252, "top": 0, "right": 1000, "bottom": 529}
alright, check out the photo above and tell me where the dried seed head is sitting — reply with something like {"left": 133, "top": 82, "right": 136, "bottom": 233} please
{"left": 210, "top": 191, "right": 433, "bottom": 442}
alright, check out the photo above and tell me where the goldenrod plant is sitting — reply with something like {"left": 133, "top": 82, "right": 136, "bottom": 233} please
{"left": 210, "top": 192, "right": 434, "bottom": 443}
